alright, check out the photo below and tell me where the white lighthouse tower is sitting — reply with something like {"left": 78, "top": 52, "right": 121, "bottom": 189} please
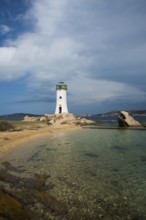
{"left": 55, "top": 82, "right": 69, "bottom": 114}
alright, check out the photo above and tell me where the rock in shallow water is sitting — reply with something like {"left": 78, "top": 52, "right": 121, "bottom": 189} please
{"left": 118, "top": 111, "right": 142, "bottom": 127}
{"left": 0, "top": 191, "right": 29, "bottom": 220}
{"left": 33, "top": 191, "right": 68, "bottom": 215}
{"left": 85, "top": 152, "right": 99, "bottom": 158}
{"left": 1, "top": 161, "right": 25, "bottom": 173}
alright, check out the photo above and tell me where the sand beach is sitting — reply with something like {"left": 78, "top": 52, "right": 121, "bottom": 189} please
{"left": 0, "top": 123, "right": 80, "bottom": 156}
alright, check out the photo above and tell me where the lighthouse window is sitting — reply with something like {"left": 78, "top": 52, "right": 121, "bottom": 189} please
{"left": 59, "top": 96, "right": 62, "bottom": 99}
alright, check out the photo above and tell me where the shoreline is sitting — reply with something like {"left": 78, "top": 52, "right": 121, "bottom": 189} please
{"left": 0, "top": 124, "right": 81, "bottom": 157}
{"left": 1, "top": 122, "right": 145, "bottom": 159}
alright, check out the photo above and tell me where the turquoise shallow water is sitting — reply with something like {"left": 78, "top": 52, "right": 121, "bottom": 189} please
{"left": 1, "top": 127, "right": 146, "bottom": 219}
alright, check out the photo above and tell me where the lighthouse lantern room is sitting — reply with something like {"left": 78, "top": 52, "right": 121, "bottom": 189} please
{"left": 55, "top": 82, "right": 69, "bottom": 114}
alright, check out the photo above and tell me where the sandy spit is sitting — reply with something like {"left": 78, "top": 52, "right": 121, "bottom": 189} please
{"left": 0, "top": 124, "right": 81, "bottom": 155}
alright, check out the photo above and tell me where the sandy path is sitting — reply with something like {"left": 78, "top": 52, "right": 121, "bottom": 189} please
{"left": 0, "top": 124, "right": 80, "bottom": 155}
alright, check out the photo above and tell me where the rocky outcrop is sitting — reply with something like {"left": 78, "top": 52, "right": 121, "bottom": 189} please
{"left": 52, "top": 113, "right": 77, "bottom": 125}
{"left": 77, "top": 118, "right": 97, "bottom": 125}
{"left": 0, "top": 190, "right": 29, "bottom": 220}
{"left": 23, "top": 116, "right": 39, "bottom": 122}
{"left": 118, "top": 111, "right": 142, "bottom": 127}
{"left": 23, "top": 113, "right": 97, "bottom": 126}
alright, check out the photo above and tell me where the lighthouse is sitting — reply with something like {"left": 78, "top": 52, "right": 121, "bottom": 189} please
{"left": 55, "top": 82, "right": 69, "bottom": 114}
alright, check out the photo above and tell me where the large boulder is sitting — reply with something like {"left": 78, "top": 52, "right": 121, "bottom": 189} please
{"left": 77, "top": 118, "right": 97, "bottom": 125}
{"left": 39, "top": 116, "right": 47, "bottom": 122}
{"left": 23, "top": 116, "right": 39, "bottom": 122}
{"left": 118, "top": 111, "right": 142, "bottom": 127}
{"left": 53, "top": 113, "right": 77, "bottom": 125}
{"left": 44, "top": 114, "right": 54, "bottom": 120}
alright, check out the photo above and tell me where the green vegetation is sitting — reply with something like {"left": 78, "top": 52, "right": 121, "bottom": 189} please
{"left": 0, "top": 120, "right": 48, "bottom": 132}
{"left": 0, "top": 121, "right": 14, "bottom": 131}
{"left": 10, "top": 120, "right": 48, "bottom": 130}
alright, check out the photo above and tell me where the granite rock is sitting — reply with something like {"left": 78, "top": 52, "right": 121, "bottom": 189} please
{"left": 118, "top": 111, "right": 142, "bottom": 127}
{"left": 23, "top": 113, "right": 97, "bottom": 126}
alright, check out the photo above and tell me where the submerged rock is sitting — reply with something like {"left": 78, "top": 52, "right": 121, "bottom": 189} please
{"left": 0, "top": 191, "right": 29, "bottom": 220}
{"left": 140, "top": 155, "right": 146, "bottom": 162}
{"left": 85, "top": 152, "right": 99, "bottom": 158}
{"left": 1, "top": 161, "right": 25, "bottom": 173}
{"left": 33, "top": 191, "right": 68, "bottom": 215}
{"left": 118, "top": 111, "right": 142, "bottom": 127}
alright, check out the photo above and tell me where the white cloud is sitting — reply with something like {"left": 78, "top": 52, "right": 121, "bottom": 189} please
{"left": 0, "top": 47, "right": 16, "bottom": 64}
{"left": 0, "top": 25, "right": 11, "bottom": 35}
{"left": 26, "top": 0, "right": 67, "bottom": 36}
{"left": 0, "top": 0, "right": 146, "bottom": 111}
{"left": 68, "top": 76, "right": 146, "bottom": 105}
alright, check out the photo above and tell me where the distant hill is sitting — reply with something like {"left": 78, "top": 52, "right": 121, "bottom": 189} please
{"left": 0, "top": 113, "right": 42, "bottom": 121}
{"left": 96, "top": 110, "right": 146, "bottom": 117}
{"left": 128, "top": 110, "right": 146, "bottom": 115}
{"left": 82, "top": 110, "right": 146, "bottom": 117}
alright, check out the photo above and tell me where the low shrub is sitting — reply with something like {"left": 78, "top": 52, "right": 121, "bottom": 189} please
{"left": 0, "top": 121, "right": 14, "bottom": 132}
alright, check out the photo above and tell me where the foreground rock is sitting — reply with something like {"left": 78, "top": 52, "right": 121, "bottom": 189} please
{"left": 0, "top": 163, "right": 67, "bottom": 219}
{"left": 0, "top": 191, "right": 29, "bottom": 220}
{"left": 24, "top": 113, "right": 97, "bottom": 126}
{"left": 118, "top": 111, "right": 142, "bottom": 127}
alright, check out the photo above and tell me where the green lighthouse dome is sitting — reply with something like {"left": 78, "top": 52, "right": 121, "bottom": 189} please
{"left": 56, "top": 82, "right": 67, "bottom": 90}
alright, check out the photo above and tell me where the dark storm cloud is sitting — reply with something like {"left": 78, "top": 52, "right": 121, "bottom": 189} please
{"left": 0, "top": 0, "right": 146, "bottom": 114}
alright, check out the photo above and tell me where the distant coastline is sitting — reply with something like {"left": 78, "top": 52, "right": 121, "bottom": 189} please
{"left": 0, "top": 113, "right": 42, "bottom": 121}
{"left": 81, "top": 110, "right": 146, "bottom": 117}
{"left": 1, "top": 110, "right": 146, "bottom": 122}
{"left": 82, "top": 110, "right": 146, "bottom": 126}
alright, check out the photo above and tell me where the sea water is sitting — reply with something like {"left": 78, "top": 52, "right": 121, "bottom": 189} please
{"left": 1, "top": 127, "right": 146, "bottom": 219}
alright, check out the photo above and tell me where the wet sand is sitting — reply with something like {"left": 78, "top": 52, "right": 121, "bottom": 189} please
{"left": 0, "top": 124, "right": 80, "bottom": 157}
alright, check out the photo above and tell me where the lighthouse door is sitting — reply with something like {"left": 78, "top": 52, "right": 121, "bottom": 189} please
{"left": 59, "top": 106, "right": 62, "bottom": 113}
{"left": 59, "top": 104, "right": 62, "bottom": 113}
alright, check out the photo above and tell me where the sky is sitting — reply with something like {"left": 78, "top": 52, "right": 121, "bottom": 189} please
{"left": 0, "top": 0, "right": 146, "bottom": 115}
